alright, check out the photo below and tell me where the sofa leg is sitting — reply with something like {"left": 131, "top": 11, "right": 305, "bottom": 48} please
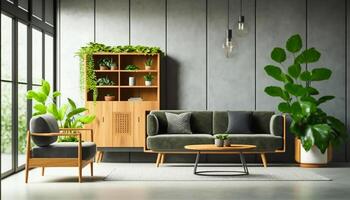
{"left": 160, "top": 153, "right": 166, "bottom": 165}
{"left": 261, "top": 153, "right": 267, "bottom": 168}
{"left": 41, "top": 167, "right": 45, "bottom": 176}
{"left": 90, "top": 162, "right": 94, "bottom": 176}
{"left": 156, "top": 153, "right": 161, "bottom": 167}
{"left": 25, "top": 165, "right": 29, "bottom": 183}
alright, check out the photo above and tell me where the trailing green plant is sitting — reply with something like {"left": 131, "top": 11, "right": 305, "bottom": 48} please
{"left": 27, "top": 80, "right": 95, "bottom": 142}
{"left": 145, "top": 58, "right": 153, "bottom": 66}
{"left": 97, "top": 77, "right": 114, "bottom": 86}
{"left": 144, "top": 73, "right": 154, "bottom": 81}
{"left": 125, "top": 64, "right": 139, "bottom": 70}
{"left": 215, "top": 134, "right": 229, "bottom": 140}
{"left": 76, "top": 43, "right": 163, "bottom": 101}
{"left": 98, "top": 58, "right": 113, "bottom": 69}
{"left": 264, "top": 34, "right": 347, "bottom": 153}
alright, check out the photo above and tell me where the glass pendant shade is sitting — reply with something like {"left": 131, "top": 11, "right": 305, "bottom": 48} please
{"left": 236, "top": 15, "right": 248, "bottom": 36}
{"left": 222, "top": 29, "right": 236, "bottom": 58}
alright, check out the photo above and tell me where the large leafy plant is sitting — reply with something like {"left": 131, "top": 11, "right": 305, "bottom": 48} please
{"left": 264, "top": 34, "right": 347, "bottom": 153}
{"left": 76, "top": 42, "right": 163, "bottom": 101}
{"left": 27, "top": 80, "right": 95, "bottom": 142}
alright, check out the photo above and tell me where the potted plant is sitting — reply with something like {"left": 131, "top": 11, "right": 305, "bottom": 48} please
{"left": 145, "top": 58, "right": 153, "bottom": 70}
{"left": 98, "top": 58, "right": 112, "bottom": 70}
{"left": 110, "top": 58, "right": 118, "bottom": 70}
{"left": 144, "top": 73, "right": 154, "bottom": 86}
{"left": 215, "top": 134, "right": 229, "bottom": 147}
{"left": 125, "top": 64, "right": 139, "bottom": 71}
{"left": 97, "top": 77, "right": 114, "bottom": 86}
{"left": 264, "top": 34, "right": 347, "bottom": 167}
{"left": 104, "top": 94, "right": 115, "bottom": 101}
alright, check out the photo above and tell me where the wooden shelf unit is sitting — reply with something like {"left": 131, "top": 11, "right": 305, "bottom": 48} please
{"left": 84, "top": 53, "right": 160, "bottom": 148}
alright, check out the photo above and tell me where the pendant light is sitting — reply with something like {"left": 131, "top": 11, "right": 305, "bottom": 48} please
{"left": 222, "top": 0, "right": 236, "bottom": 58}
{"left": 237, "top": 0, "right": 248, "bottom": 36}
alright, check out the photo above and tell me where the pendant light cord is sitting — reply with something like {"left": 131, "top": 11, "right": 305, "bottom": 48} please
{"left": 240, "top": 0, "right": 243, "bottom": 16}
{"left": 227, "top": 0, "right": 230, "bottom": 28}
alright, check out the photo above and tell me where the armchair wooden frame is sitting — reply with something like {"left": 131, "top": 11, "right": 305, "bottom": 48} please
{"left": 25, "top": 128, "right": 94, "bottom": 183}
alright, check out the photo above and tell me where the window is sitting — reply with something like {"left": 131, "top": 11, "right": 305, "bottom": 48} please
{"left": 1, "top": 0, "right": 56, "bottom": 178}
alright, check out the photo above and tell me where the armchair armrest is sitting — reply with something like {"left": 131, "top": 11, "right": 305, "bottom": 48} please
{"left": 30, "top": 132, "right": 82, "bottom": 137}
{"left": 270, "top": 114, "right": 286, "bottom": 152}
{"left": 147, "top": 114, "right": 159, "bottom": 136}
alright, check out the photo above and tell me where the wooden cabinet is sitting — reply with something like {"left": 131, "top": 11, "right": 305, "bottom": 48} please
{"left": 84, "top": 53, "right": 160, "bottom": 149}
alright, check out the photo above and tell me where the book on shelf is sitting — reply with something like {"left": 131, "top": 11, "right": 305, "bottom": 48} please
{"left": 128, "top": 97, "right": 143, "bottom": 101}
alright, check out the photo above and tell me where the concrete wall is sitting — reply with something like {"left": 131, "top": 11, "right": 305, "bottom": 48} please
{"left": 58, "top": 0, "right": 350, "bottom": 162}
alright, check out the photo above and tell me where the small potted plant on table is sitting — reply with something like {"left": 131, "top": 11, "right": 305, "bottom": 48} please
{"left": 215, "top": 134, "right": 229, "bottom": 147}
{"left": 144, "top": 73, "right": 154, "bottom": 86}
{"left": 145, "top": 58, "right": 153, "bottom": 70}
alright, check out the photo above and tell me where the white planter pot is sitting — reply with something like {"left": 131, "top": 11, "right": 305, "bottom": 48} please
{"left": 145, "top": 80, "right": 152, "bottom": 86}
{"left": 300, "top": 146, "right": 328, "bottom": 164}
{"left": 129, "top": 77, "right": 135, "bottom": 86}
{"left": 145, "top": 65, "right": 152, "bottom": 70}
{"left": 214, "top": 139, "right": 224, "bottom": 147}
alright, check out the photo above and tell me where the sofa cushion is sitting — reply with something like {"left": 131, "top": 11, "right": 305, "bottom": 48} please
{"left": 150, "top": 111, "right": 213, "bottom": 134}
{"left": 30, "top": 114, "right": 59, "bottom": 147}
{"left": 251, "top": 111, "right": 274, "bottom": 133}
{"left": 147, "top": 114, "right": 159, "bottom": 136}
{"left": 213, "top": 111, "right": 228, "bottom": 134}
{"left": 223, "top": 134, "right": 283, "bottom": 151}
{"left": 165, "top": 112, "right": 192, "bottom": 134}
{"left": 31, "top": 142, "right": 96, "bottom": 160}
{"left": 226, "top": 111, "right": 252, "bottom": 134}
{"left": 147, "top": 134, "right": 214, "bottom": 151}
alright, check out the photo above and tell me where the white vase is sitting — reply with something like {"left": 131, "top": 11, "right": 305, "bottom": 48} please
{"left": 145, "top": 80, "right": 152, "bottom": 86}
{"left": 129, "top": 77, "right": 135, "bottom": 86}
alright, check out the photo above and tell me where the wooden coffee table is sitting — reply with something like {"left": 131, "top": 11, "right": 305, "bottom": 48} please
{"left": 184, "top": 144, "right": 256, "bottom": 176}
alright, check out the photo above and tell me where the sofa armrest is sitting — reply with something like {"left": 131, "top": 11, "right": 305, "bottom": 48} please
{"left": 147, "top": 114, "right": 159, "bottom": 136}
{"left": 270, "top": 114, "right": 285, "bottom": 137}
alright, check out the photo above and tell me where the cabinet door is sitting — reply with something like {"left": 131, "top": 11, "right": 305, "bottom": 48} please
{"left": 134, "top": 102, "right": 159, "bottom": 147}
{"left": 112, "top": 102, "right": 134, "bottom": 147}
{"left": 86, "top": 102, "right": 113, "bottom": 147}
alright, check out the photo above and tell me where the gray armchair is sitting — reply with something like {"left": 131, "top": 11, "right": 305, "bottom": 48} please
{"left": 25, "top": 114, "right": 96, "bottom": 183}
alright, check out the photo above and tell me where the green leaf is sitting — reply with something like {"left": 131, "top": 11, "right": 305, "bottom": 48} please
{"left": 67, "top": 98, "right": 77, "bottom": 110}
{"left": 67, "top": 107, "right": 87, "bottom": 119}
{"left": 58, "top": 104, "right": 68, "bottom": 121}
{"left": 47, "top": 104, "right": 60, "bottom": 119}
{"left": 295, "top": 48, "right": 321, "bottom": 64}
{"left": 317, "top": 95, "right": 335, "bottom": 105}
{"left": 301, "top": 126, "right": 315, "bottom": 151}
{"left": 290, "top": 102, "right": 302, "bottom": 119}
{"left": 286, "top": 34, "right": 302, "bottom": 53}
{"left": 264, "top": 65, "right": 285, "bottom": 82}
{"left": 271, "top": 47, "right": 286, "bottom": 63}
{"left": 310, "top": 68, "right": 332, "bottom": 81}
{"left": 77, "top": 115, "right": 95, "bottom": 124}
{"left": 26, "top": 90, "right": 37, "bottom": 99}
{"left": 32, "top": 92, "right": 47, "bottom": 103}
{"left": 300, "top": 96, "right": 317, "bottom": 104}
{"left": 287, "top": 64, "right": 301, "bottom": 79}
{"left": 327, "top": 116, "right": 346, "bottom": 137}
{"left": 264, "top": 86, "right": 288, "bottom": 100}
{"left": 300, "top": 71, "right": 312, "bottom": 81}
{"left": 306, "top": 87, "right": 319, "bottom": 95}
{"left": 33, "top": 104, "right": 47, "bottom": 114}
{"left": 284, "top": 83, "right": 307, "bottom": 96}
{"left": 53, "top": 91, "right": 61, "bottom": 98}
{"left": 278, "top": 102, "right": 291, "bottom": 113}
{"left": 300, "top": 101, "right": 317, "bottom": 116}
{"left": 41, "top": 80, "right": 50, "bottom": 96}
{"left": 312, "top": 124, "right": 331, "bottom": 153}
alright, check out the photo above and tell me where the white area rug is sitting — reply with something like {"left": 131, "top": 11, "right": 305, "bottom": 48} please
{"left": 104, "top": 163, "right": 330, "bottom": 181}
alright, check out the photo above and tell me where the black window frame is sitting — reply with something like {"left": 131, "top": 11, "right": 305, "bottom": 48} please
{"left": 1, "top": 0, "right": 57, "bottom": 179}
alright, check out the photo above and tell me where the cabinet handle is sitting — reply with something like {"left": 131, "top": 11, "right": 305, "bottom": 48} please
{"left": 102, "top": 117, "right": 104, "bottom": 122}
{"left": 138, "top": 117, "right": 140, "bottom": 123}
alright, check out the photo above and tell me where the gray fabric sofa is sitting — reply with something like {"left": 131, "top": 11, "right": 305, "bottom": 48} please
{"left": 146, "top": 111, "right": 286, "bottom": 167}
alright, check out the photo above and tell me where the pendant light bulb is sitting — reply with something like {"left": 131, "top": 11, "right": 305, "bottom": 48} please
{"left": 222, "top": 29, "right": 236, "bottom": 58}
{"left": 237, "top": 15, "right": 248, "bottom": 37}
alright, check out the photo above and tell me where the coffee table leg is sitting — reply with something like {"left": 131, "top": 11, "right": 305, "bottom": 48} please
{"left": 194, "top": 152, "right": 200, "bottom": 174}
{"left": 239, "top": 152, "right": 249, "bottom": 175}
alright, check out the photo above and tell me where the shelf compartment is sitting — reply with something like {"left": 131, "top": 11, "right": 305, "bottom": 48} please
{"left": 119, "top": 72, "right": 158, "bottom": 87}
{"left": 87, "top": 88, "right": 119, "bottom": 101}
{"left": 92, "top": 54, "right": 119, "bottom": 70}
{"left": 120, "top": 88, "right": 158, "bottom": 101}
{"left": 120, "top": 54, "right": 158, "bottom": 70}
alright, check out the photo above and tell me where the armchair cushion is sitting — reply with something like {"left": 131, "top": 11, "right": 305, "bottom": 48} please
{"left": 31, "top": 142, "right": 96, "bottom": 160}
{"left": 30, "top": 115, "right": 59, "bottom": 147}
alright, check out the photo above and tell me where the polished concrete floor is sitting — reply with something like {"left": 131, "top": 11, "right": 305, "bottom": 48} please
{"left": 1, "top": 163, "right": 350, "bottom": 200}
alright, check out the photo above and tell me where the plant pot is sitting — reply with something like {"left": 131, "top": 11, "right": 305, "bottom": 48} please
{"left": 224, "top": 139, "right": 231, "bottom": 147}
{"left": 100, "top": 65, "right": 109, "bottom": 70}
{"left": 214, "top": 139, "right": 224, "bottom": 147}
{"left": 111, "top": 66, "right": 118, "bottom": 70}
{"left": 145, "top": 80, "right": 152, "bottom": 86}
{"left": 104, "top": 96, "right": 115, "bottom": 101}
{"left": 295, "top": 139, "right": 332, "bottom": 168}
{"left": 145, "top": 65, "right": 152, "bottom": 70}
{"left": 129, "top": 77, "right": 135, "bottom": 86}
